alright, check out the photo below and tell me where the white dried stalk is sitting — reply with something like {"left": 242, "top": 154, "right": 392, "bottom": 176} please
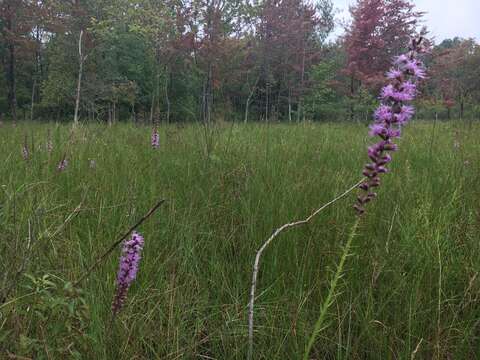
{"left": 247, "top": 179, "right": 364, "bottom": 360}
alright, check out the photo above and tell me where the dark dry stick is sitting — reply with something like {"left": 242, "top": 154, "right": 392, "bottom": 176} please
{"left": 74, "top": 199, "right": 167, "bottom": 287}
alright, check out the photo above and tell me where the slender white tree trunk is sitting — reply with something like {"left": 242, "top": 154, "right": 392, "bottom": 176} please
{"left": 30, "top": 79, "right": 36, "bottom": 121}
{"left": 73, "top": 30, "right": 84, "bottom": 126}
{"left": 244, "top": 76, "right": 259, "bottom": 124}
{"left": 164, "top": 66, "right": 171, "bottom": 124}
{"left": 149, "top": 94, "right": 155, "bottom": 124}
{"left": 288, "top": 89, "right": 292, "bottom": 123}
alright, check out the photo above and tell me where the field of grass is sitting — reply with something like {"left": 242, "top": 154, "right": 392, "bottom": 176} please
{"left": 1, "top": 120, "right": 480, "bottom": 359}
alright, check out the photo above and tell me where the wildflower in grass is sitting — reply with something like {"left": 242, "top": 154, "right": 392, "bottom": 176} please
{"left": 112, "top": 231, "right": 144, "bottom": 315}
{"left": 151, "top": 126, "right": 160, "bottom": 149}
{"left": 89, "top": 159, "right": 96, "bottom": 169}
{"left": 46, "top": 130, "right": 53, "bottom": 153}
{"left": 57, "top": 156, "right": 68, "bottom": 172}
{"left": 22, "top": 135, "right": 29, "bottom": 161}
{"left": 453, "top": 130, "right": 461, "bottom": 150}
{"left": 355, "top": 38, "right": 426, "bottom": 215}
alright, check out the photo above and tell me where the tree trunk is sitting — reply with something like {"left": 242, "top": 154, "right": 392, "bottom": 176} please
{"left": 108, "top": 103, "right": 112, "bottom": 126}
{"left": 30, "top": 79, "right": 36, "bottom": 121}
{"left": 460, "top": 99, "right": 464, "bottom": 119}
{"left": 299, "top": 33, "right": 306, "bottom": 124}
{"left": 244, "top": 76, "right": 259, "bottom": 124}
{"left": 6, "top": 38, "right": 17, "bottom": 122}
{"left": 3, "top": 3, "right": 18, "bottom": 123}
{"left": 165, "top": 66, "right": 171, "bottom": 124}
{"left": 288, "top": 89, "right": 292, "bottom": 123}
{"left": 131, "top": 103, "right": 136, "bottom": 123}
{"left": 149, "top": 94, "right": 155, "bottom": 124}
{"left": 156, "top": 67, "right": 161, "bottom": 123}
{"left": 349, "top": 76, "right": 355, "bottom": 121}
{"left": 244, "top": 99, "right": 250, "bottom": 124}
{"left": 202, "top": 79, "right": 210, "bottom": 124}
{"left": 202, "top": 64, "right": 213, "bottom": 124}
{"left": 265, "top": 84, "right": 269, "bottom": 123}
{"left": 74, "top": 30, "right": 84, "bottom": 126}
{"left": 30, "top": 27, "right": 41, "bottom": 122}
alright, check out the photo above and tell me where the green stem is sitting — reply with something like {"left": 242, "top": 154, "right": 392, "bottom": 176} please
{"left": 303, "top": 217, "right": 360, "bottom": 360}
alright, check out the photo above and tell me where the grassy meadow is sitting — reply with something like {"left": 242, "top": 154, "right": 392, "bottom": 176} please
{"left": 1, "top": 120, "right": 480, "bottom": 359}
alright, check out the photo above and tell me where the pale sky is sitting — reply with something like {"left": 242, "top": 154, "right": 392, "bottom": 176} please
{"left": 331, "top": 0, "right": 480, "bottom": 43}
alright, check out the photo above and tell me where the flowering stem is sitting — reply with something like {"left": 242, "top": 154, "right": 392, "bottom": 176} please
{"left": 303, "top": 217, "right": 360, "bottom": 360}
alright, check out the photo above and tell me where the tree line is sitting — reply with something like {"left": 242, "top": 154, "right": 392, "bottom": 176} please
{"left": 1, "top": 0, "right": 479, "bottom": 124}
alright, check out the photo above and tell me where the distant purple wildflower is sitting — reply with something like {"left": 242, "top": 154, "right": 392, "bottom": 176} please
{"left": 46, "top": 130, "right": 53, "bottom": 153}
{"left": 151, "top": 127, "right": 160, "bottom": 149}
{"left": 112, "top": 231, "right": 144, "bottom": 316}
{"left": 355, "top": 38, "right": 426, "bottom": 215}
{"left": 22, "top": 135, "right": 29, "bottom": 161}
{"left": 22, "top": 146, "right": 29, "bottom": 161}
{"left": 57, "top": 157, "right": 68, "bottom": 172}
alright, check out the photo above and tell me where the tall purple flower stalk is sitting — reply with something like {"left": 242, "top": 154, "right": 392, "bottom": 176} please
{"left": 46, "top": 130, "right": 53, "bottom": 153}
{"left": 355, "top": 38, "right": 426, "bottom": 215}
{"left": 151, "top": 126, "right": 160, "bottom": 149}
{"left": 112, "top": 231, "right": 144, "bottom": 315}
{"left": 22, "top": 135, "right": 29, "bottom": 161}
{"left": 57, "top": 156, "right": 68, "bottom": 172}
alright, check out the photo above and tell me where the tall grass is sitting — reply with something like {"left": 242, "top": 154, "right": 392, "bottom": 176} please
{"left": 1, "top": 120, "right": 480, "bottom": 359}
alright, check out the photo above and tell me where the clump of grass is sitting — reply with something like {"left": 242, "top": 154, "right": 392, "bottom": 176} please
{"left": 0, "top": 120, "right": 479, "bottom": 359}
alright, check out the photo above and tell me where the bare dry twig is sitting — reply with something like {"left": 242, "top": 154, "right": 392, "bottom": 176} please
{"left": 247, "top": 179, "right": 364, "bottom": 360}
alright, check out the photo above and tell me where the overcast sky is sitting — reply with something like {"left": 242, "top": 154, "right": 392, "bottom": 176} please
{"left": 330, "top": 0, "right": 480, "bottom": 43}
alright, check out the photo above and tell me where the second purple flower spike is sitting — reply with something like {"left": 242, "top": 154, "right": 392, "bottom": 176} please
{"left": 112, "top": 231, "right": 145, "bottom": 316}
{"left": 151, "top": 126, "right": 160, "bottom": 149}
{"left": 355, "top": 38, "right": 426, "bottom": 215}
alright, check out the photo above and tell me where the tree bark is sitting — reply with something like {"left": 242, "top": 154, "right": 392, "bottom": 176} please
{"left": 164, "top": 66, "right": 171, "bottom": 124}
{"left": 349, "top": 76, "right": 355, "bottom": 121}
{"left": 149, "top": 94, "right": 155, "bottom": 124}
{"left": 5, "top": 6, "right": 17, "bottom": 123}
{"left": 288, "top": 89, "right": 292, "bottom": 123}
{"left": 202, "top": 64, "right": 213, "bottom": 124}
{"left": 265, "top": 83, "right": 269, "bottom": 123}
{"left": 244, "top": 76, "right": 259, "bottom": 124}
{"left": 108, "top": 103, "right": 112, "bottom": 126}
{"left": 30, "top": 79, "right": 36, "bottom": 122}
{"left": 74, "top": 30, "right": 84, "bottom": 126}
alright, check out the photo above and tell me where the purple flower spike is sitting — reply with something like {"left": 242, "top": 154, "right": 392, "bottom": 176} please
{"left": 112, "top": 231, "right": 145, "bottom": 315}
{"left": 151, "top": 127, "right": 160, "bottom": 149}
{"left": 22, "top": 145, "right": 29, "bottom": 161}
{"left": 57, "top": 157, "right": 68, "bottom": 172}
{"left": 22, "top": 135, "right": 29, "bottom": 161}
{"left": 355, "top": 38, "right": 426, "bottom": 215}
{"left": 47, "top": 140, "right": 53, "bottom": 153}
{"left": 46, "top": 130, "right": 53, "bottom": 153}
